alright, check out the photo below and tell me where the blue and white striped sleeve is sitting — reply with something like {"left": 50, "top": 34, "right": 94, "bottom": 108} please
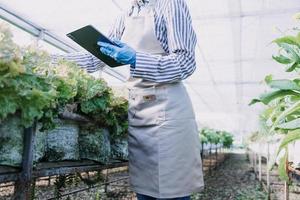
{"left": 51, "top": 15, "right": 125, "bottom": 73}
{"left": 51, "top": 52, "right": 105, "bottom": 73}
{"left": 131, "top": 0, "right": 197, "bottom": 83}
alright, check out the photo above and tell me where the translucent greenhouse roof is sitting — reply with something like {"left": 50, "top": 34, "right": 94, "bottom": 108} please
{"left": 1, "top": 0, "right": 300, "bottom": 140}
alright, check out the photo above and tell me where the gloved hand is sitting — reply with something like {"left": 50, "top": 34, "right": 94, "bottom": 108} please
{"left": 97, "top": 40, "right": 136, "bottom": 65}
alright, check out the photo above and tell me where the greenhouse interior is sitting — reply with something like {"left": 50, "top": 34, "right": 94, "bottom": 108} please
{"left": 0, "top": 0, "right": 300, "bottom": 199}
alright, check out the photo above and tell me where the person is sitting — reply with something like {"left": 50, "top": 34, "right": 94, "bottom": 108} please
{"left": 53, "top": 0, "right": 204, "bottom": 199}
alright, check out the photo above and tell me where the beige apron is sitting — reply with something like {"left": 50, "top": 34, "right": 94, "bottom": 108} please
{"left": 122, "top": 2, "right": 204, "bottom": 198}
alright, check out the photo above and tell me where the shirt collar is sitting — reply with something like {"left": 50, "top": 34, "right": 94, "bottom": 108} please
{"left": 129, "top": 0, "right": 157, "bottom": 16}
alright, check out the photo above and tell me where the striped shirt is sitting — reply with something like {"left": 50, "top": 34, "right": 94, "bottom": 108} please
{"left": 53, "top": 0, "right": 197, "bottom": 83}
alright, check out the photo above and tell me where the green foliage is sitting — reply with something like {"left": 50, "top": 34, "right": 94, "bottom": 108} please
{"left": 0, "top": 23, "right": 19, "bottom": 60}
{"left": 199, "top": 132, "right": 208, "bottom": 144}
{"left": 278, "top": 148, "right": 290, "bottom": 182}
{"left": 266, "top": 78, "right": 300, "bottom": 92}
{"left": 276, "top": 130, "right": 300, "bottom": 156}
{"left": 0, "top": 59, "right": 57, "bottom": 128}
{"left": 201, "top": 128, "right": 220, "bottom": 144}
{"left": 199, "top": 128, "right": 234, "bottom": 148}
{"left": 249, "top": 90, "right": 299, "bottom": 106}
{"left": 220, "top": 131, "right": 234, "bottom": 148}
{"left": 273, "top": 36, "right": 300, "bottom": 72}
{"left": 276, "top": 118, "right": 300, "bottom": 130}
{"left": 0, "top": 24, "right": 128, "bottom": 137}
{"left": 250, "top": 28, "right": 300, "bottom": 182}
{"left": 107, "top": 96, "right": 129, "bottom": 138}
{"left": 40, "top": 62, "right": 128, "bottom": 137}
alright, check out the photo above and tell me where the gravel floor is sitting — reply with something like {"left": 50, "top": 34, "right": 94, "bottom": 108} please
{"left": 192, "top": 151, "right": 268, "bottom": 200}
{"left": 0, "top": 151, "right": 284, "bottom": 200}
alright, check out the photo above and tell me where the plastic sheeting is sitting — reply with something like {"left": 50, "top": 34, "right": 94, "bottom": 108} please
{"left": 1, "top": 0, "right": 300, "bottom": 136}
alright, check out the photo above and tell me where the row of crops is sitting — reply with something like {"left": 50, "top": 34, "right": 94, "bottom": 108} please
{"left": 248, "top": 19, "right": 300, "bottom": 184}
{"left": 199, "top": 128, "right": 234, "bottom": 155}
{"left": 0, "top": 23, "right": 129, "bottom": 167}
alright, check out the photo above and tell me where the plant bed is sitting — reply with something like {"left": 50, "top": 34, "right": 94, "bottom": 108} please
{"left": 110, "top": 136, "right": 129, "bottom": 161}
{"left": 78, "top": 125, "right": 111, "bottom": 164}
{"left": 0, "top": 25, "right": 129, "bottom": 168}
{"left": 0, "top": 115, "right": 23, "bottom": 167}
{"left": 0, "top": 115, "right": 48, "bottom": 167}
{"left": 44, "top": 119, "right": 80, "bottom": 162}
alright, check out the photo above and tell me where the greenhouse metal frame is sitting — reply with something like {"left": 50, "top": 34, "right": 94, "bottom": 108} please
{"left": 1, "top": 0, "right": 300, "bottom": 199}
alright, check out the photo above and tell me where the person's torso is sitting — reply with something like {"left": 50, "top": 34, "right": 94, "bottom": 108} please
{"left": 122, "top": 0, "right": 169, "bottom": 89}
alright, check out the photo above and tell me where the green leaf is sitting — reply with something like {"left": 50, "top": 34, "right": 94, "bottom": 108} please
{"left": 0, "top": 93, "right": 18, "bottom": 119}
{"left": 265, "top": 74, "right": 273, "bottom": 84}
{"left": 220, "top": 131, "right": 234, "bottom": 148}
{"left": 203, "top": 129, "right": 221, "bottom": 144}
{"left": 285, "top": 62, "right": 299, "bottom": 72}
{"left": 277, "top": 130, "right": 300, "bottom": 155}
{"left": 278, "top": 148, "right": 289, "bottom": 182}
{"left": 267, "top": 79, "right": 300, "bottom": 91}
{"left": 249, "top": 99, "right": 261, "bottom": 105}
{"left": 273, "top": 36, "right": 300, "bottom": 47}
{"left": 0, "top": 24, "right": 129, "bottom": 137}
{"left": 270, "top": 101, "right": 300, "bottom": 133}
{"left": 280, "top": 43, "right": 300, "bottom": 64}
{"left": 276, "top": 118, "right": 300, "bottom": 130}
{"left": 272, "top": 55, "right": 293, "bottom": 64}
{"left": 249, "top": 90, "right": 300, "bottom": 105}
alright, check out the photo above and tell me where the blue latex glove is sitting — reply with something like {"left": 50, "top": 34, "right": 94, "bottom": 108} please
{"left": 97, "top": 40, "right": 136, "bottom": 65}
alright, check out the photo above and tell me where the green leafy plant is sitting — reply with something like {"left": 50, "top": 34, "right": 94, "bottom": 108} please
{"left": 0, "top": 24, "right": 128, "bottom": 137}
{"left": 220, "top": 131, "right": 234, "bottom": 149}
{"left": 205, "top": 129, "right": 221, "bottom": 145}
{"left": 0, "top": 58, "right": 57, "bottom": 128}
{"left": 250, "top": 30, "right": 300, "bottom": 182}
{"left": 199, "top": 128, "right": 234, "bottom": 153}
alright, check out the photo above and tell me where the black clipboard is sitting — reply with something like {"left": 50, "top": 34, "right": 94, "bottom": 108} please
{"left": 67, "top": 25, "right": 123, "bottom": 67}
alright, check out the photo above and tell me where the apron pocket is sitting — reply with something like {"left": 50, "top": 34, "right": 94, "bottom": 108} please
{"left": 128, "top": 88, "right": 166, "bottom": 127}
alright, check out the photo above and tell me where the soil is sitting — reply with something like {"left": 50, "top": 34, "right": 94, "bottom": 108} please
{"left": 1, "top": 150, "right": 299, "bottom": 199}
{"left": 192, "top": 151, "right": 267, "bottom": 200}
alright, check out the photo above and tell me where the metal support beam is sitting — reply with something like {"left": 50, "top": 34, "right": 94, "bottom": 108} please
{"left": 193, "top": 7, "right": 300, "bottom": 21}
{"left": 0, "top": 4, "right": 127, "bottom": 83}
{"left": 13, "top": 124, "right": 36, "bottom": 200}
{"left": 0, "top": 4, "right": 79, "bottom": 53}
{"left": 228, "top": 0, "right": 243, "bottom": 135}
